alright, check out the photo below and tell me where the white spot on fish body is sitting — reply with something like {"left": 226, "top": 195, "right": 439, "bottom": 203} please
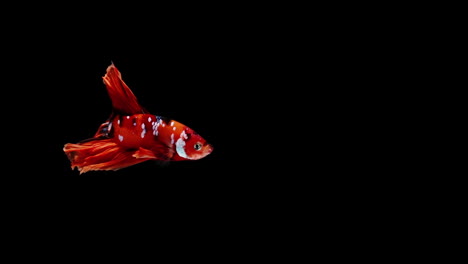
{"left": 170, "top": 121, "right": 174, "bottom": 126}
{"left": 126, "top": 116, "right": 130, "bottom": 119}
{"left": 181, "top": 131, "right": 188, "bottom": 140}
{"left": 117, "top": 119, "right": 120, "bottom": 125}
{"left": 173, "top": 126, "right": 176, "bottom": 131}
{"left": 141, "top": 123, "right": 146, "bottom": 138}
{"left": 152, "top": 121, "right": 160, "bottom": 136}
{"left": 171, "top": 133, "right": 174, "bottom": 145}
{"left": 118, "top": 134, "right": 124, "bottom": 142}
{"left": 148, "top": 117, "right": 152, "bottom": 122}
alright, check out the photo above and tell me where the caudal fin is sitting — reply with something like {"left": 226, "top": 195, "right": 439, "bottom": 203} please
{"left": 63, "top": 138, "right": 151, "bottom": 174}
{"left": 102, "top": 62, "right": 147, "bottom": 115}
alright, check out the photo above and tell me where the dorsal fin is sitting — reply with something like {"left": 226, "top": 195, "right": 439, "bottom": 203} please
{"left": 102, "top": 62, "right": 147, "bottom": 115}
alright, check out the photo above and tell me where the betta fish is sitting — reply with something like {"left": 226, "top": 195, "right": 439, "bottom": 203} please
{"left": 63, "top": 62, "right": 213, "bottom": 174}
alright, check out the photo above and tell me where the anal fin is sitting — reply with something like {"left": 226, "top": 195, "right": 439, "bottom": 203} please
{"left": 133, "top": 147, "right": 158, "bottom": 159}
{"left": 63, "top": 138, "right": 152, "bottom": 174}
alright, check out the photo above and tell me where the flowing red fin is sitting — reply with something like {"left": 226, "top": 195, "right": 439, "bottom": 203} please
{"left": 102, "top": 63, "right": 146, "bottom": 115}
{"left": 132, "top": 146, "right": 175, "bottom": 160}
{"left": 63, "top": 138, "right": 152, "bottom": 174}
{"left": 133, "top": 147, "right": 158, "bottom": 159}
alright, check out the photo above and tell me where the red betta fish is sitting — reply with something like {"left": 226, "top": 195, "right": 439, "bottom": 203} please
{"left": 63, "top": 63, "right": 213, "bottom": 174}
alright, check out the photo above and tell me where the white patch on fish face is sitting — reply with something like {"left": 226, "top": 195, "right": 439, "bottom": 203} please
{"left": 170, "top": 133, "right": 175, "bottom": 145}
{"left": 175, "top": 131, "right": 190, "bottom": 159}
{"left": 118, "top": 134, "right": 124, "bottom": 142}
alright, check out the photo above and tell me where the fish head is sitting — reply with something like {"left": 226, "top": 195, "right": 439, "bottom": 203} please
{"left": 175, "top": 127, "right": 213, "bottom": 160}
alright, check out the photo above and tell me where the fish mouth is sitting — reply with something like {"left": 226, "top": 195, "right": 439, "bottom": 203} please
{"left": 204, "top": 144, "right": 214, "bottom": 156}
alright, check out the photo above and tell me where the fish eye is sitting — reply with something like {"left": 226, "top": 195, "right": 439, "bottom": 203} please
{"left": 194, "top": 142, "right": 203, "bottom": 151}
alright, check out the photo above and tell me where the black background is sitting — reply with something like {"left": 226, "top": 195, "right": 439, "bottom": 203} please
{"left": 7, "top": 9, "right": 308, "bottom": 201}
{"left": 2, "top": 5, "right": 421, "bottom": 258}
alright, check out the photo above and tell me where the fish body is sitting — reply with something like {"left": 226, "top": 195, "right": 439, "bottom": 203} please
{"left": 63, "top": 63, "right": 213, "bottom": 174}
